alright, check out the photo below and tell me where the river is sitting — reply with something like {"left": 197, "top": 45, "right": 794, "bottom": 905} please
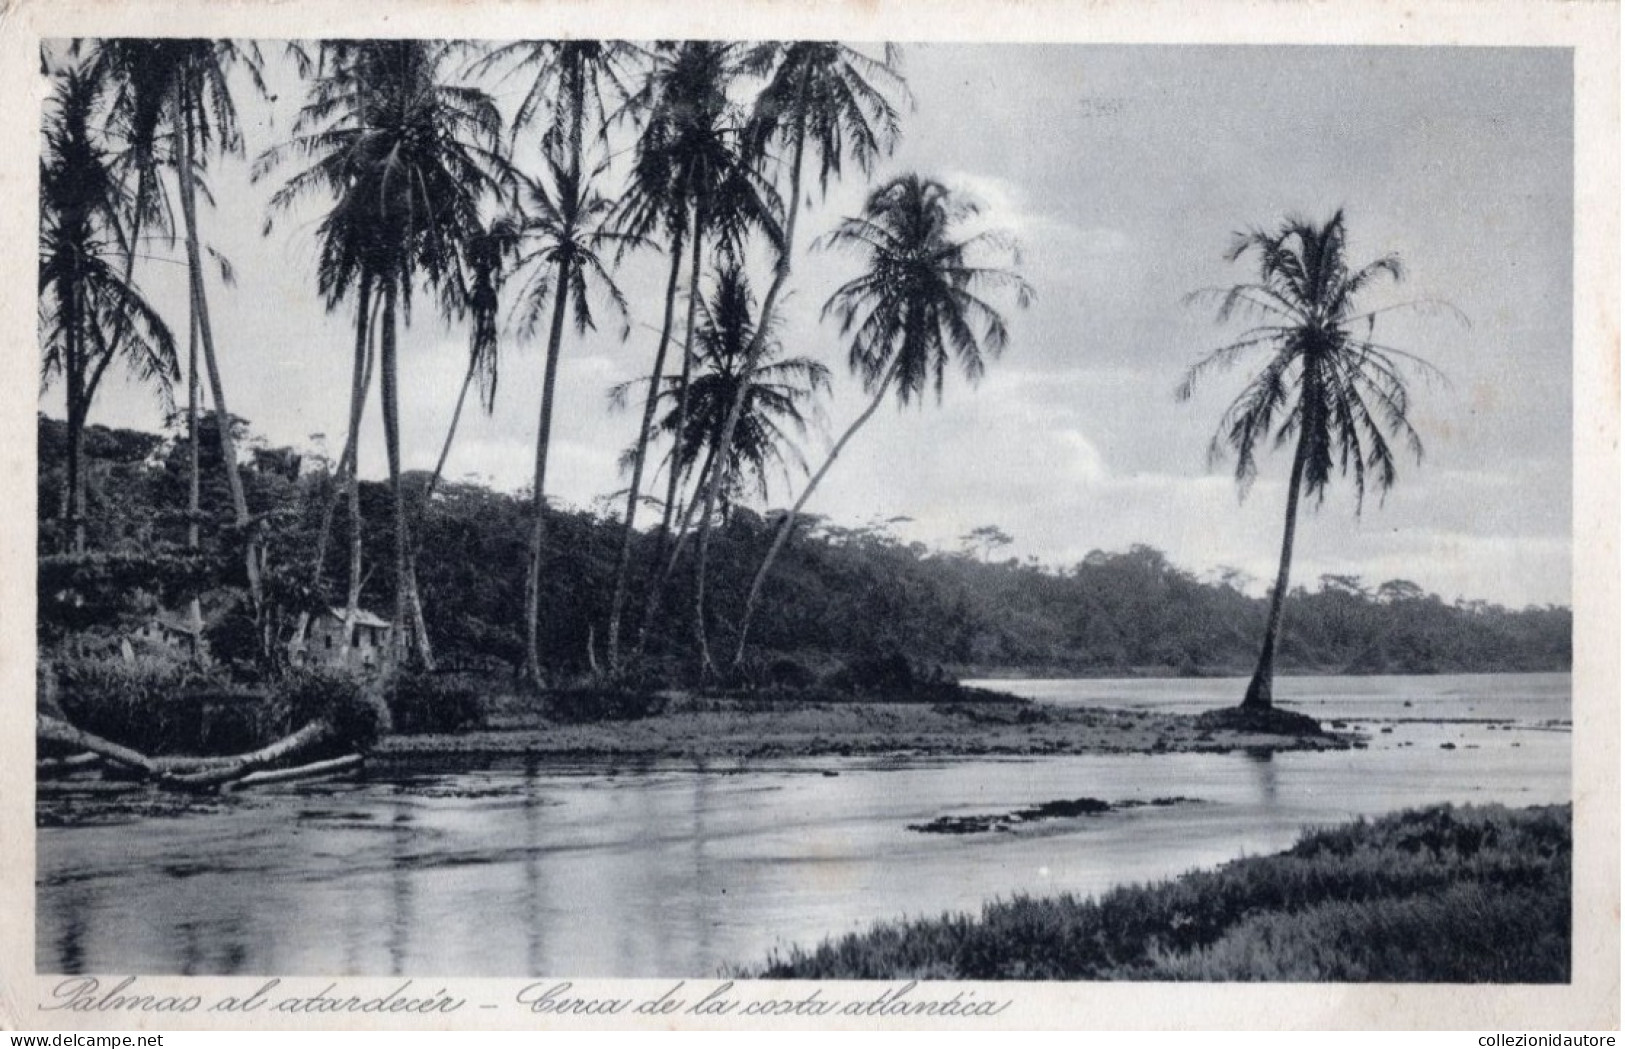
{"left": 36, "top": 672, "right": 1570, "bottom": 977}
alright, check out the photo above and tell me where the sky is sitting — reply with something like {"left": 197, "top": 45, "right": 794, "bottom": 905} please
{"left": 47, "top": 42, "right": 1574, "bottom": 609}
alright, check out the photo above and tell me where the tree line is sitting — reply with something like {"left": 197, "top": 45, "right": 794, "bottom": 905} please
{"left": 40, "top": 37, "right": 1531, "bottom": 703}
{"left": 38, "top": 414, "right": 1569, "bottom": 679}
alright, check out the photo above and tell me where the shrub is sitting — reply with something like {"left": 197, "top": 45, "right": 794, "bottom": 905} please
{"left": 279, "top": 668, "right": 390, "bottom": 751}
{"left": 384, "top": 669, "right": 484, "bottom": 735}
{"left": 51, "top": 656, "right": 262, "bottom": 756}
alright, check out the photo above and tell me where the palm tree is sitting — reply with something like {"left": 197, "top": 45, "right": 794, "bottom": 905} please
{"left": 1176, "top": 210, "right": 1448, "bottom": 711}
{"left": 476, "top": 40, "right": 641, "bottom": 684}
{"left": 621, "top": 263, "right": 829, "bottom": 657}
{"left": 690, "top": 41, "right": 907, "bottom": 674}
{"left": 257, "top": 40, "right": 510, "bottom": 666}
{"left": 39, "top": 63, "right": 179, "bottom": 553}
{"left": 603, "top": 40, "right": 782, "bottom": 672}
{"left": 731, "top": 174, "right": 1032, "bottom": 665}
{"left": 92, "top": 39, "right": 266, "bottom": 609}
{"left": 507, "top": 153, "right": 637, "bottom": 682}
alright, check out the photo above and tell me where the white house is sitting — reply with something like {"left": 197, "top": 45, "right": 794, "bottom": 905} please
{"left": 298, "top": 608, "right": 394, "bottom": 669}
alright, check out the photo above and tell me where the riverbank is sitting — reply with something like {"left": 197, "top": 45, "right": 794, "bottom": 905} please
{"left": 374, "top": 692, "right": 1357, "bottom": 760}
{"left": 746, "top": 802, "right": 1572, "bottom": 981}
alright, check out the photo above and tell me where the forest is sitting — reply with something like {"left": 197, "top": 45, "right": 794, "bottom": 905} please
{"left": 39, "top": 413, "right": 1570, "bottom": 683}
{"left": 37, "top": 38, "right": 1568, "bottom": 710}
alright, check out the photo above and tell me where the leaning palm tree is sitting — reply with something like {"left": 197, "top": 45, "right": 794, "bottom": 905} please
{"left": 1176, "top": 210, "right": 1449, "bottom": 714}
{"left": 39, "top": 64, "right": 179, "bottom": 553}
{"left": 690, "top": 41, "right": 908, "bottom": 673}
{"left": 257, "top": 40, "right": 510, "bottom": 666}
{"left": 731, "top": 174, "right": 1033, "bottom": 666}
{"left": 426, "top": 213, "right": 521, "bottom": 504}
{"left": 91, "top": 38, "right": 266, "bottom": 609}
{"left": 603, "top": 40, "right": 781, "bottom": 671}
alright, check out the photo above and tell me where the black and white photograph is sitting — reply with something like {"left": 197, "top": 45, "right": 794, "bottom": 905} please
{"left": 8, "top": 0, "right": 1619, "bottom": 1032}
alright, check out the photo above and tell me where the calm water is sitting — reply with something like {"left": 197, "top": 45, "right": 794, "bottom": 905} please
{"left": 36, "top": 673, "right": 1570, "bottom": 977}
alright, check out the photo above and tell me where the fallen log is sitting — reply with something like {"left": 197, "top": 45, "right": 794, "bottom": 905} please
{"left": 36, "top": 779, "right": 144, "bottom": 796}
{"left": 228, "top": 753, "right": 363, "bottom": 791}
{"left": 163, "top": 720, "right": 333, "bottom": 790}
{"left": 37, "top": 715, "right": 158, "bottom": 778}
{"left": 37, "top": 752, "right": 102, "bottom": 777}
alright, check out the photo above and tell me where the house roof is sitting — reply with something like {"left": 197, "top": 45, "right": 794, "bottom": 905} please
{"left": 327, "top": 607, "right": 393, "bottom": 630}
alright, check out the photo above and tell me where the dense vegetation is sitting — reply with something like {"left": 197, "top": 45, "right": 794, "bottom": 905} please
{"left": 750, "top": 803, "right": 1572, "bottom": 981}
{"left": 40, "top": 414, "right": 1570, "bottom": 682}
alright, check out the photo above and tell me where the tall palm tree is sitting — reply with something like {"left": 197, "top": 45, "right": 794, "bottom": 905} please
{"left": 732, "top": 174, "right": 1032, "bottom": 666}
{"left": 476, "top": 39, "right": 641, "bottom": 685}
{"left": 690, "top": 41, "right": 907, "bottom": 674}
{"left": 1177, "top": 210, "right": 1447, "bottom": 711}
{"left": 39, "top": 63, "right": 179, "bottom": 553}
{"left": 507, "top": 154, "right": 637, "bottom": 683}
{"left": 734, "top": 174, "right": 1027, "bottom": 665}
{"left": 620, "top": 263, "right": 829, "bottom": 657}
{"left": 92, "top": 39, "right": 266, "bottom": 609}
{"left": 603, "top": 40, "right": 781, "bottom": 672}
{"left": 257, "top": 40, "right": 510, "bottom": 666}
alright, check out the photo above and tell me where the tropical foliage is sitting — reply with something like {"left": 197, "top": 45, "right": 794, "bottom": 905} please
{"left": 38, "top": 38, "right": 1517, "bottom": 705}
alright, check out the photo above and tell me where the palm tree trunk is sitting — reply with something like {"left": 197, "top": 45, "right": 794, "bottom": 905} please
{"left": 427, "top": 357, "right": 476, "bottom": 504}
{"left": 733, "top": 355, "right": 900, "bottom": 667}
{"left": 63, "top": 282, "right": 85, "bottom": 554}
{"left": 175, "top": 77, "right": 261, "bottom": 613}
{"left": 186, "top": 303, "right": 201, "bottom": 555}
{"left": 605, "top": 227, "right": 687, "bottom": 671}
{"left": 656, "top": 201, "right": 706, "bottom": 561}
{"left": 311, "top": 276, "right": 371, "bottom": 593}
{"left": 378, "top": 280, "right": 410, "bottom": 666}
{"left": 389, "top": 332, "right": 481, "bottom": 675}
{"left": 333, "top": 276, "right": 375, "bottom": 661}
{"left": 523, "top": 258, "right": 573, "bottom": 685}
{"left": 186, "top": 302, "right": 203, "bottom": 658}
{"left": 635, "top": 437, "right": 719, "bottom": 658}
{"left": 1242, "top": 433, "right": 1310, "bottom": 710}
{"left": 700, "top": 102, "right": 809, "bottom": 673}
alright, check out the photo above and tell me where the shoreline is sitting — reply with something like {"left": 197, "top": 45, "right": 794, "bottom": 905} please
{"left": 373, "top": 695, "right": 1359, "bottom": 761}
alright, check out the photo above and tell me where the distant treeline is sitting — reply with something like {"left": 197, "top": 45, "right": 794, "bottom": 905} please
{"left": 38, "top": 415, "right": 1570, "bottom": 679}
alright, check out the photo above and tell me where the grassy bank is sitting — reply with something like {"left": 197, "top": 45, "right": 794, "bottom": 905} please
{"left": 748, "top": 803, "right": 1571, "bottom": 982}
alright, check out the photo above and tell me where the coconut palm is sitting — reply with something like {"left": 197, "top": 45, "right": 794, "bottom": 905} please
{"left": 662, "top": 265, "right": 830, "bottom": 509}
{"left": 691, "top": 41, "right": 908, "bottom": 672}
{"left": 617, "top": 264, "right": 829, "bottom": 657}
{"left": 732, "top": 174, "right": 1032, "bottom": 666}
{"left": 476, "top": 40, "right": 642, "bottom": 684}
{"left": 39, "top": 63, "right": 179, "bottom": 554}
{"left": 1177, "top": 210, "right": 1447, "bottom": 711}
{"left": 91, "top": 39, "right": 266, "bottom": 608}
{"left": 603, "top": 40, "right": 781, "bottom": 671}
{"left": 256, "top": 39, "right": 510, "bottom": 666}
{"left": 506, "top": 153, "right": 639, "bottom": 682}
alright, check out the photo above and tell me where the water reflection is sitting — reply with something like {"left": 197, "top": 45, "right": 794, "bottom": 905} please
{"left": 38, "top": 675, "right": 1570, "bottom": 977}
{"left": 387, "top": 796, "right": 415, "bottom": 977}
{"left": 1244, "top": 748, "right": 1279, "bottom": 807}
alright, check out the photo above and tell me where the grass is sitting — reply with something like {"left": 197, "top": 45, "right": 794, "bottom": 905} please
{"left": 748, "top": 803, "right": 1571, "bottom": 982}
